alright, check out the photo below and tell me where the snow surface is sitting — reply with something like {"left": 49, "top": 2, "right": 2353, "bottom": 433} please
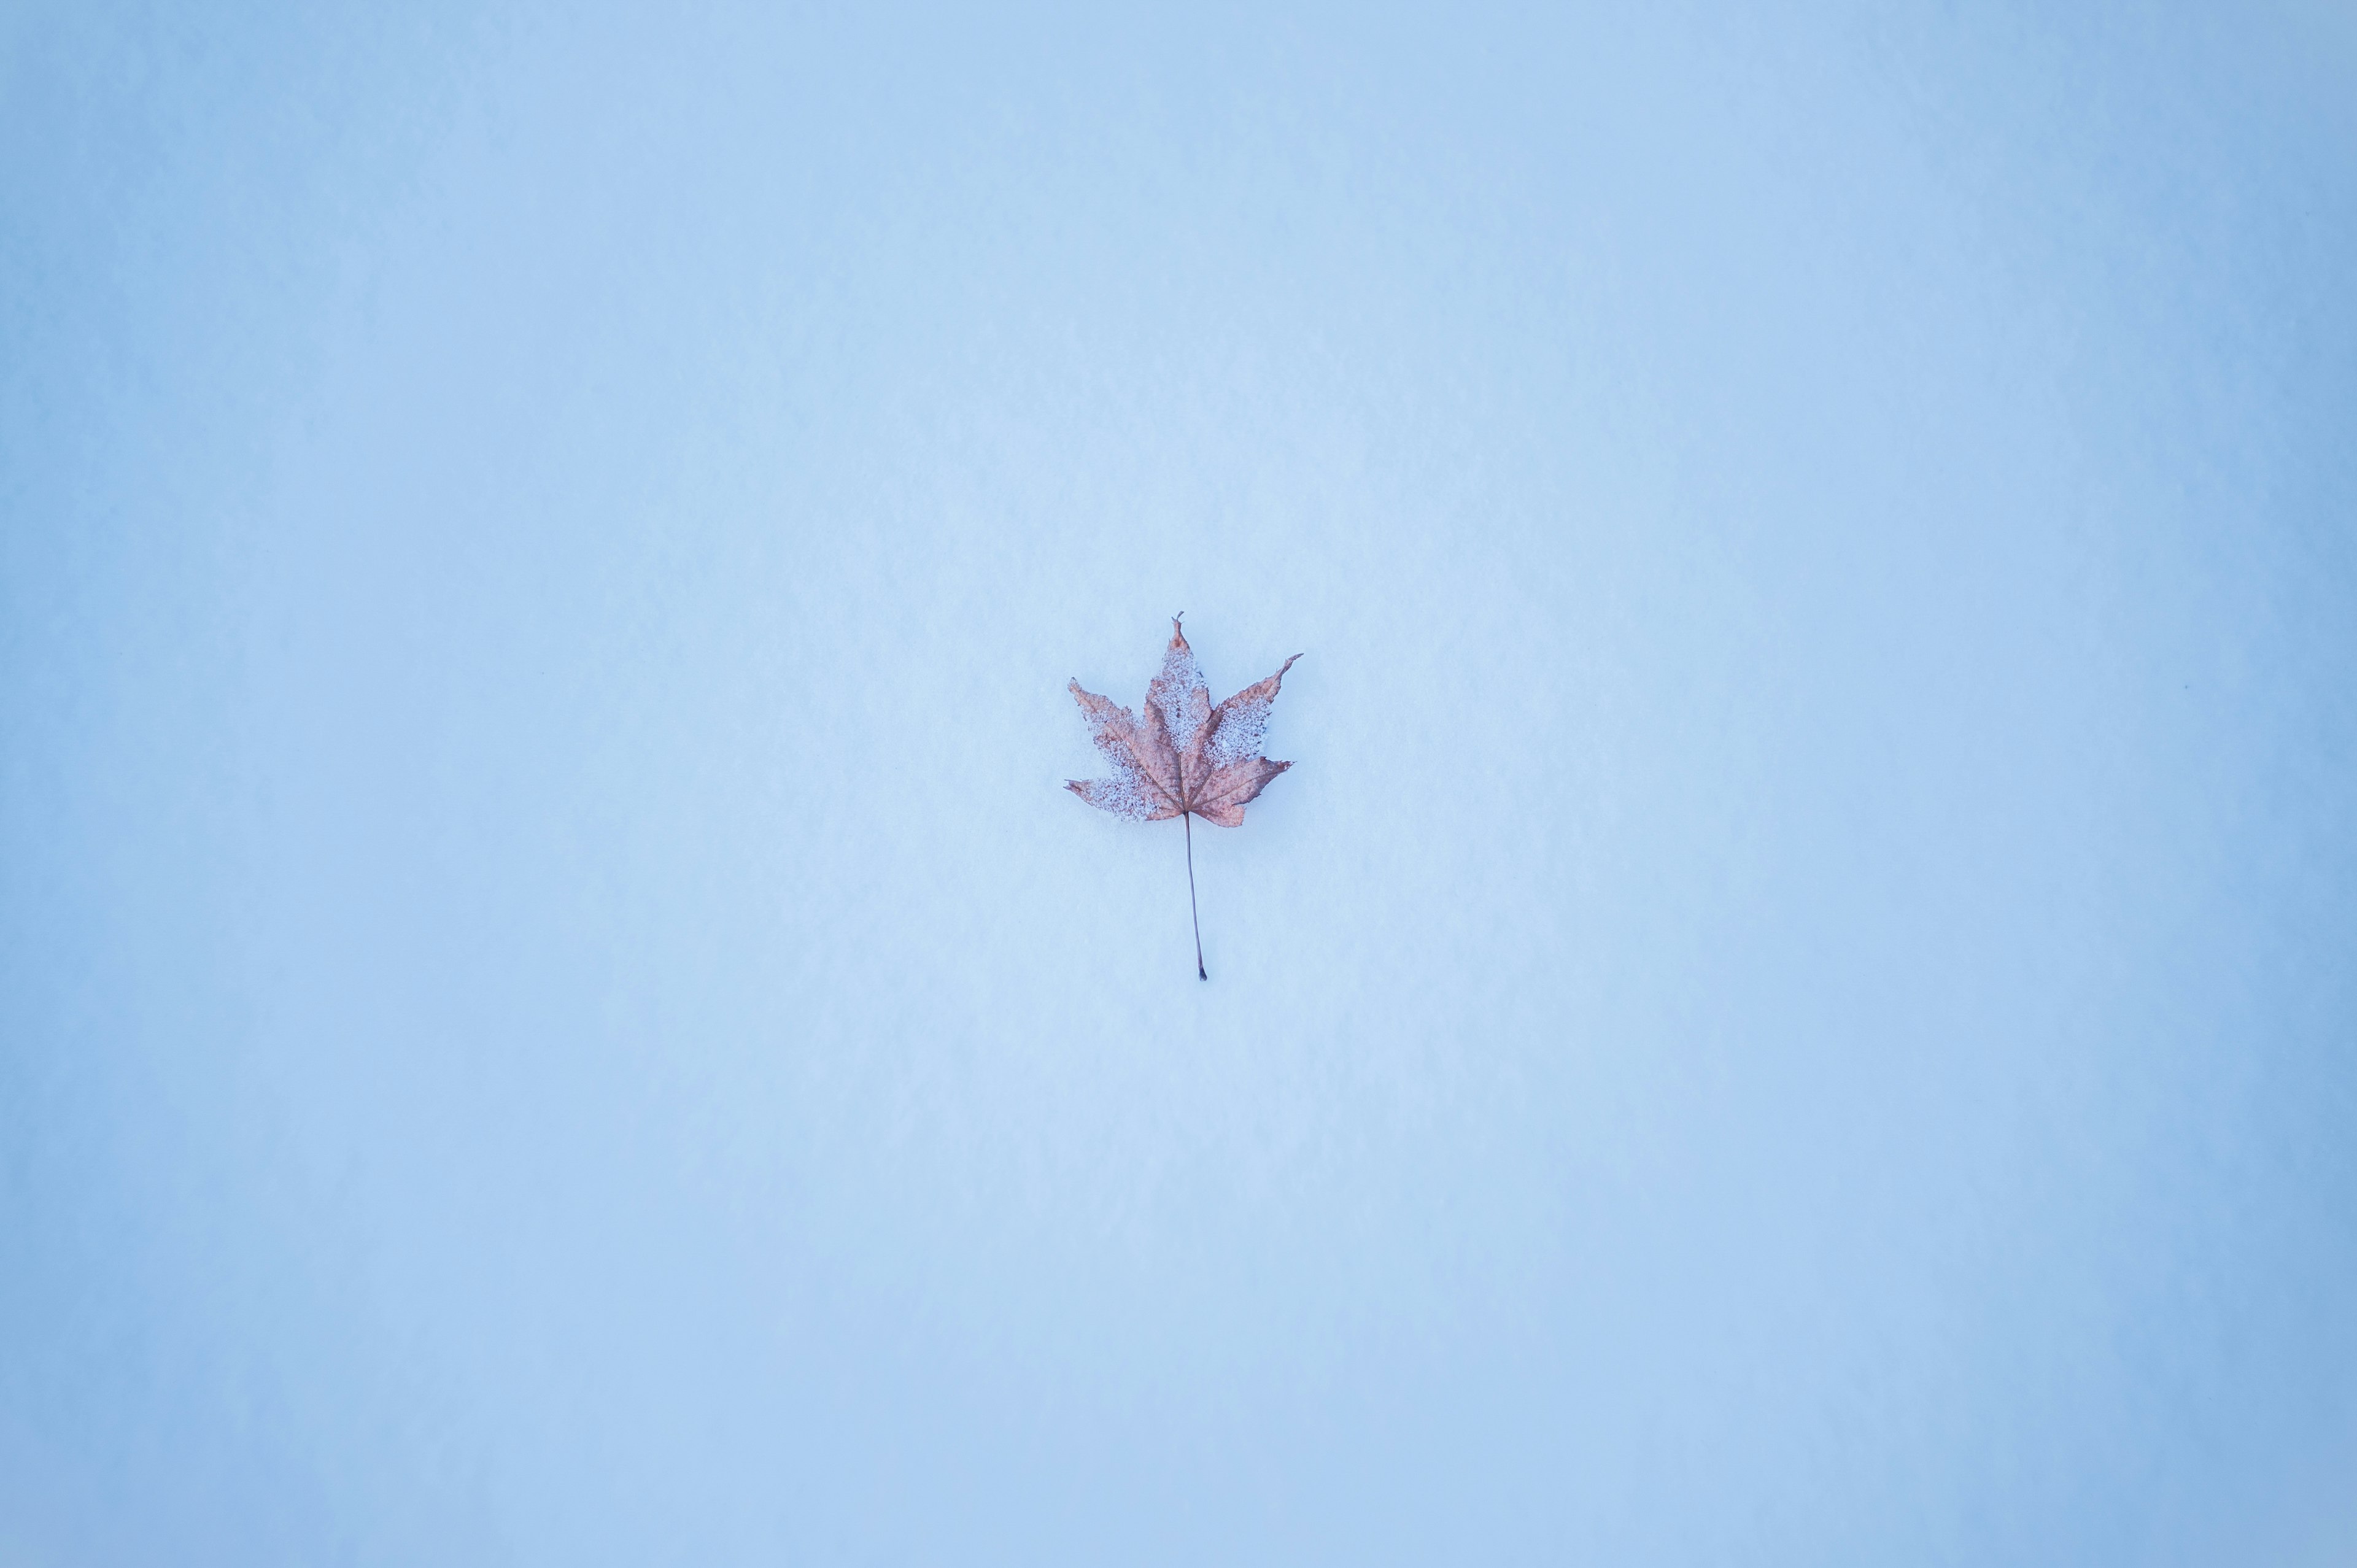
{"left": 4, "top": 2, "right": 2356, "bottom": 1564}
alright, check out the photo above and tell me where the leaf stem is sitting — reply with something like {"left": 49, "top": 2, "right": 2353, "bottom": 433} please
{"left": 1184, "top": 811, "right": 1206, "bottom": 980}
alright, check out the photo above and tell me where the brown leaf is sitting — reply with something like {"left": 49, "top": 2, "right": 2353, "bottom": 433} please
{"left": 1066, "top": 616, "right": 1301, "bottom": 979}
{"left": 1065, "top": 616, "right": 1299, "bottom": 827}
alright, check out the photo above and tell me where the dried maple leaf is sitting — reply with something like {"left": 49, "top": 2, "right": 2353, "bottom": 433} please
{"left": 1066, "top": 615, "right": 1301, "bottom": 979}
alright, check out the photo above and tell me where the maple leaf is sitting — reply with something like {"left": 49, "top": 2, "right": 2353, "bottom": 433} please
{"left": 1066, "top": 615, "right": 1301, "bottom": 979}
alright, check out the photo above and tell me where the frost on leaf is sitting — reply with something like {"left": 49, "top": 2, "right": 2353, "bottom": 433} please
{"left": 1065, "top": 616, "right": 1299, "bottom": 828}
{"left": 1064, "top": 615, "right": 1301, "bottom": 979}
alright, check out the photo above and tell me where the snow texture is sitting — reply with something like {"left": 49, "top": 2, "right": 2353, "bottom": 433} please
{"left": 5, "top": 3, "right": 2356, "bottom": 1566}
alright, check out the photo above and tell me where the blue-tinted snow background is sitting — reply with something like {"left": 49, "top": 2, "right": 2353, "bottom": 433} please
{"left": 5, "top": 2, "right": 2355, "bottom": 1562}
